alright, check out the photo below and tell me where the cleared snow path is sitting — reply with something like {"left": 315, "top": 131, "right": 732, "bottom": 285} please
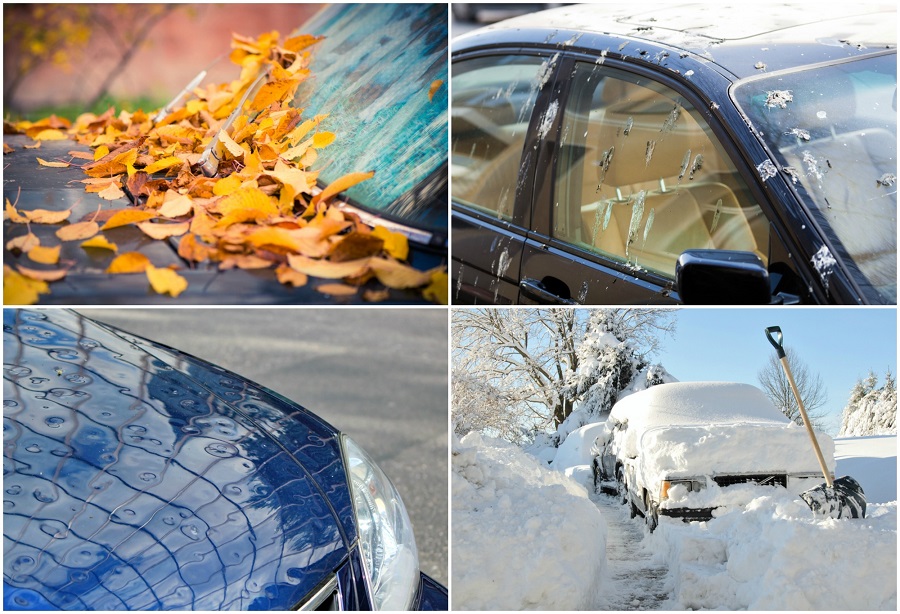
{"left": 590, "top": 491, "right": 674, "bottom": 610}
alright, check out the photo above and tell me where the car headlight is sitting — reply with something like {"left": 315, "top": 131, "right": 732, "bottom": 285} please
{"left": 341, "top": 435, "right": 419, "bottom": 610}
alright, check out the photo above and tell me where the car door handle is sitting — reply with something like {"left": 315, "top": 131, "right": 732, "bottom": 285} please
{"left": 519, "top": 278, "right": 578, "bottom": 305}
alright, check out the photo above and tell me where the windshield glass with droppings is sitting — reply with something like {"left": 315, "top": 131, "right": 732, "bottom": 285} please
{"left": 292, "top": 4, "right": 448, "bottom": 230}
{"left": 734, "top": 53, "right": 896, "bottom": 304}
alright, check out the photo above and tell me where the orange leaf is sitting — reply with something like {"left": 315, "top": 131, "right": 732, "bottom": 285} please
{"left": 219, "top": 254, "right": 272, "bottom": 270}
{"left": 249, "top": 79, "right": 300, "bottom": 113}
{"left": 4, "top": 265, "right": 50, "bottom": 305}
{"left": 368, "top": 257, "right": 431, "bottom": 289}
{"left": 177, "top": 234, "right": 213, "bottom": 263}
{"left": 214, "top": 187, "right": 278, "bottom": 227}
{"left": 136, "top": 221, "right": 190, "bottom": 240}
{"left": 428, "top": 79, "right": 444, "bottom": 102}
{"left": 275, "top": 263, "right": 308, "bottom": 287}
{"left": 6, "top": 233, "right": 40, "bottom": 252}
{"left": 56, "top": 221, "right": 100, "bottom": 242}
{"left": 146, "top": 264, "right": 188, "bottom": 297}
{"left": 5, "top": 200, "right": 28, "bottom": 223}
{"left": 80, "top": 235, "right": 118, "bottom": 252}
{"left": 27, "top": 245, "right": 60, "bottom": 265}
{"left": 106, "top": 252, "right": 150, "bottom": 274}
{"left": 101, "top": 210, "right": 158, "bottom": 230}
{"left": 16, "top": 264, "right": 68, "bottom": 282}
{"left": 316, "top": 283, "right": 358, "bottom": 297}
{"left": 310, "top": 170, "right": 375, "bottom": 206}
{"left": 36, "top": 157, "right": 70, "bottom": 168}
{"left": 287, "top": 254, "right": 370, "bottom": 279}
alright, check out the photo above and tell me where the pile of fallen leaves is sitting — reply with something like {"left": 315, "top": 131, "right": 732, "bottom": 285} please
{"left": 4, "top": 30, "right": 447, "bottom": 305}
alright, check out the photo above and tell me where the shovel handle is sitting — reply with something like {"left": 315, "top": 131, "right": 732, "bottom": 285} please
{"left": 765, "top": 325, "right": 833, "bottom": 488}
{"left": 765, "top": 326, "right": 786, "bottom": 358}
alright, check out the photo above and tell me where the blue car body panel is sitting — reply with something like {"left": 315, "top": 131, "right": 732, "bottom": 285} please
{"left": 3, "top": 309, "right": 357, "bottom": 610}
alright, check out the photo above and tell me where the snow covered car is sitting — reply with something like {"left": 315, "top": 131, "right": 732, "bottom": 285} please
{"left": 3, "top": 4, "right": 447, "bottom": 305}
{"left": 450, "top": 3, "right": 896, "bottom": 305}
{"left": 592, "top": 382, "right": 832, "bottom": 531}
{"left": 2, "top": 308, "right": 448, "bottom": 610}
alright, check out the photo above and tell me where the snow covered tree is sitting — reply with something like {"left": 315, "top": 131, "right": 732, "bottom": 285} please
{"left": 839, "top": 369, "right": 897, "bottom": 436}
{"left": 757, "top": 346, "right": 829, "bottom": 430}
{"left": 452, "top": 367, "right": 525, "bottom": 444}
{"left": 452, "top": 308, "right": 674, "bottom": 445}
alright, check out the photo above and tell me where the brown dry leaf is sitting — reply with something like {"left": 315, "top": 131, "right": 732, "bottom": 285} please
{"left": 177, "top": 234, "right": 214, "bottom": 262}
{"left": 330, "top": 232, "right": 384, "bottom": 262}
{"left": 4, "top": 265, "right": 50, "bottom": 305}
{"left": 101, "top": 209, "right": 158, "bottom": 230}
{"left": 3, "top": 143, "right": 14, "bottom": 154}
{"left": 80, "top": 235, "right": 118, "bottom": 252}
{"left": 146, "top": 264, "right": 188, "bottom": 297}
{"left": 36, "top": 157, "right": 70, "bottom": 168}
{"left": 219, "top": 254, "right": 272, "bottom": 270}
{"left": 362, "top": 288, "right": 391, "bottom": 302}
{"left": 316, "top": 283, "right": 357, "bottom": 297}
{"left": 428, "top": 79, "right": 444, "bottom": 102}
{"left": 106, "top": 252, "right": 150, "bottom": 274}
{"left": 275, "top": 263, "right": 308, "bottom": 287}
{"left": 27, "top": 245, "right": 61, "bottom": 265}
{"left": 158, "top": 192, "right": 193, "bottom": 218}
{"left": 57, "top": 221, "right": 100, "bottom": 242}
{"left": 287, "top": 254, "right": 370, "bottom": 279}
{"left": 6, "top": 233, "right": 40, "bottom": 253}
{"left": 16, "top": 264, "right": 68, "bottom": 282}
{"left": 67, "top": 150, "right": 94, "bottom": 160}
{"left": 311, "top": 170, "right": 375, "bottom": 206}
{"left": 98, "top": 183, "right": 126, "bottom": 200}
{"left": 136, "top": 221, "right": 190, "bottom": 240}
{"left": 368, "top": 257, "right": 431, "bottom": 289}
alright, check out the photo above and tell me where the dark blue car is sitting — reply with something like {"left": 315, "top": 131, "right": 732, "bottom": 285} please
{"left": 2, "top": 309, "right": 447, "bottom": 610}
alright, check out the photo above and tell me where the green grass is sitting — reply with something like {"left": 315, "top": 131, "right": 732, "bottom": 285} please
{"left": 8, "top": 95, "right": 169, "bottom": 123}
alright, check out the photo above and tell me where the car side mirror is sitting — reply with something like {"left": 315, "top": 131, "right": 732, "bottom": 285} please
{"left": 675, "top": 249, "right": 772, "bottom": 304}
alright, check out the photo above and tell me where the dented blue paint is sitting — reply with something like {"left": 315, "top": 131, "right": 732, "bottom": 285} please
{"left": 2, "top": 309, "right": 363, "bottom": 610}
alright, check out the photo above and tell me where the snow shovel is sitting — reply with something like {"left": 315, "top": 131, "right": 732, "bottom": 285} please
{"left": 765, "top": 326, "right": 866, "bottom": 519}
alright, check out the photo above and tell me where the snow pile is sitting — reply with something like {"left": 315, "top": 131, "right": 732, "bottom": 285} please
{"left": 653, "top": 435, "right": 897, "bottom": 610}
{"left": 452, "top": 433, "right": 607, "bottom": 610}
{"left": 839, "top": 371, "right": 896, "bottom": 436}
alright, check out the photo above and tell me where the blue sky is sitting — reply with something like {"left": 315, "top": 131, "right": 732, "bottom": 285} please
{"left": 655, "top": 308, "right": 897, "bottom": 435}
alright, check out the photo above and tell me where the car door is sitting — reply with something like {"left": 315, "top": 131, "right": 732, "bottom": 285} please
{"left": 450, "top": 50, "right": 561, "bottom": 304}
{"left": 518, "top": 54, "right": 774, "bottom": 304}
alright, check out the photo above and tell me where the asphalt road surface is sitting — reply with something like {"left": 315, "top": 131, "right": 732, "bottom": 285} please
{"left": 79, "top": 308, "right": 449, "bottom": 586}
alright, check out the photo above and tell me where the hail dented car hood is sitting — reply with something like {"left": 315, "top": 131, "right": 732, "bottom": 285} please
{"left": 3, "top": 309, "right": 356, "bottom": 610}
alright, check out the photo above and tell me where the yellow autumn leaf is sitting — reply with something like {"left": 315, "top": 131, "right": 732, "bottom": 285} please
{"left": 249, "top": 78, "right": 300, "bottom": 113}
{"left": 143, "top": 156, "right": 183, "bottom": 174}
{"left": 36, "top": 157, "right": 70, "bottom": 168}
{"left": 56, "top": 221, "right": 100, "bottom": 242}
{"left": 312, "top": 131, "right": 335, "bottom": 148}
{"left": 368, "top": 258, "right": 431, "bottom": 289}
{"left": 93, "top": 145, "right": 110, "bottom": 161}
{"left": 5, "top": 200, "right": 28, "bottom": 223}
{"left": 371, "top": 226, "right": 410, "bottom": 261}
{"left": 98, "top": 183, "right": 126, "bottom": 200}
{"left": 136, "top": 221, "right": 190, "bottom": 240}
{"left": 101, "top": 209, "right": 158, "bottom": 230}
{"left": 80, "top": 235, "right": 118, "bottom": 252}
{"left": 212, "top": 174, "right": 243, "bottom": 196}
{"left": 311, "top": 170, "right": 375, "bottom": 206}
{"left": 146, "top": 265, "right": 188, "bottom": 297}
{"left": 13, "top": 208, "right": 73, "bottom": 225}
{"left": 287, "top": 254, "right": 371, "bottom": 279}
{"left": 215, "top": 186, "right": 278, "bottom": 227}
{"left": 218, "top": 130, "right": 245, "bottom": 157}
{"left": 422, "top": 270, "right": 448, "bottom": 305}
{"left": 4, "top": 265, "right": 50, "bottom": 305}
{"left": 246, "top": 227, "right": 303, "bottom": 252}
{"left": 33, "top": 129, "right": 67, "bottom": 141}
{"left": 158, "top": 192, "right": 193, "bottom": 218}
{"left": 27, "top": 245, "right": 61, "bottom": 265}
{"left": 106, "top": 252, "right": 150, "bottom": 274}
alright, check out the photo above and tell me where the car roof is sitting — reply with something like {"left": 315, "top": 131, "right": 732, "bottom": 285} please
{"left": 454, "top": 3, "right": 897, "bottom": 79}
{"left": 610, "top": 381, "right": 790, "bottom": 430}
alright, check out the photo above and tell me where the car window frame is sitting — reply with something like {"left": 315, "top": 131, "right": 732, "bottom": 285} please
{"left": 450, "top": 46, "right": 562, "bottom": 236}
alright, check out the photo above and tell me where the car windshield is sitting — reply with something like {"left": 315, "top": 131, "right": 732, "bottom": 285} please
{"left": 733, "top": 53, "right": 897, "bottom": 304}
{"left": 292, "top": 4, "right": 448, "bottom": 231}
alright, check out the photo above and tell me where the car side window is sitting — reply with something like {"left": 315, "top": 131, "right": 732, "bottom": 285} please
{"left": 554, "top": 61, "right": 769, "bottom": 279}
{"left": 452, "top": 55, "right": 549, "bottom": 220}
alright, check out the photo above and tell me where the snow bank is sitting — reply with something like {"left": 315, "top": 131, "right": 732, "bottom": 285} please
{"left": 452, "top": 433, "right": 607, "bottom": 610}
{"left": 654, "top": 435, "right": 897, "bottom": 610}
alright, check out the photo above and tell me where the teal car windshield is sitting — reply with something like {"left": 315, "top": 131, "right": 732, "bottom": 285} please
{"left": 294, "top": 4, "right": 448, "bottom": 230}
{"left": 733, "top": 53, "right": 897, "bottom": 304}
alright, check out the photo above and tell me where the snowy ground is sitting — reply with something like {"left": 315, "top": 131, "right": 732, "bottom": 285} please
{"left": 453, "top": 433, "right": 897, "bottom": 610}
